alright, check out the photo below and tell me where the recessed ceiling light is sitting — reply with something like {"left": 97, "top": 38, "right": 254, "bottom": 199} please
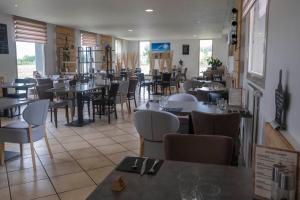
{"left": 193, "top": 35, "right": 198, "bottom": 38}
{"left": 14, "top": 4, "right": 18, "bottom": 7}
{"left": 145, "top": 9, "right": 154, "bottom": 13}
{"left": 128, "top": 29, "right": 133, "bottom": 32}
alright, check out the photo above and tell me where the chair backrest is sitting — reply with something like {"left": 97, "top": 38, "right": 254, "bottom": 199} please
{"left": 108, "top": 82, "right": 119, "bottom": 98}
{"left": 164, "top": 134, "right": 233, "bottom": 165}
{"left": 137, "top": 73, "right": 145, "bottom": 83}
{"left": 36, "top": 84, "right": 54, "bottom": 100}
{"left": 168, "top": 93, "right": 198, "bottom": 102}
{"left": 37, "top": 78, "right": 53, "bottom": 87}
{"left": 23, "top": 99, "right": 50, "bottom": 126}
{"left": 208, "top": 91, "right": 228, "bottom": 103}
{"left": 191, "top": 111, "right": 240, "bottom": 139}
{"left": 196, "top": 90, "right": 209, "bottom": 102}
{"left": 183, "top": 67, "right": 188, "bottom": 74}
{"left": 134, "top": 110, "right": 180, "bottom": 142}
{"left": 118, "top": 81, "right": 129, "bottom": 96}
{"left": 128, "top": 79, "right": 138, "bottom": 95}
{"left": 183, "top": 80, "right": 193, "bottom": 92}
{"left": 162, "top": 73, "right": 171, "bottom": 82}
{"left": 69, "top": 79, "right": 77, "bottom": 86}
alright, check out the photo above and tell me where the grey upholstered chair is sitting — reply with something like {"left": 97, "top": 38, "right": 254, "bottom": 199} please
{"left": 168, "top": 93, "right": 198, "bottom": 102}
{"left": 0, "top": 100, "right": 53, "bottom": 168}
{"left": 134, "top": 110, "right": 180, "bottom": 159}
{"left": 168, "top": 93, "right": 197, "bottom": 134}
{"left": 164, "top": 134, "right": 233, "bottom": 165}
{"left": 116, "top": 81, "right": 129, "bottom": 115}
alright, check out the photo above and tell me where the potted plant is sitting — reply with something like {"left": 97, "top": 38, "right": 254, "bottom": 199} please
{"left": 207, "top": 57, "right": 222, "bottom": 70}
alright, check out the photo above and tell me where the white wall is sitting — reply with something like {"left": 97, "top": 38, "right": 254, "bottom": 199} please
{"left": 213, "top": 37, "right": 229, "bottom": 66}
{"left": 0, "top": 14, "right": 17, "bottom": 81}
{"left": 126, "top": 38, "right": 229, "bottom": 78}
{"left": 243, "top": 0, "right": 300, "bottom": 144}
{"left": 44, "top": 24, "right": 56, "bottom": 75}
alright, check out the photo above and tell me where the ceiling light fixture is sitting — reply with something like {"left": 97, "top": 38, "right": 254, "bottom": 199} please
{"left": 193, "top": 35, "right": 198, "bottom": 38}
{"left": 128, "top": 29, "right": 133, "bottom": 32}
{"left": 14, "top": 4, "right": 18, "bottom": 7}
{"left": 145, "top": 9, "right": 154, "bottom": 13}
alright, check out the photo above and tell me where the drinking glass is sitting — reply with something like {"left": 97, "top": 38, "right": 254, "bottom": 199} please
{"left": 159, "top": 96, "right": 168, "bottom": 108}
{"left": 197, "top": 182, "right": 221, "bottom": 200}
{"left": 177, "top": 171, "right": 199, "bottom": 200}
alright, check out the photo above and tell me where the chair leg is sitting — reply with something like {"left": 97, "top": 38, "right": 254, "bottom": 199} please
{"left": 18, "top": 106, "right": 21, "bottom": 119}
{"left": 44, "top": 127, "right": 53, "bottom": 158}
{"left": 87, "top": 100, "right": 91, "bottom": 117}
{"left": 50, "top": 108, "right": 53, "bottom": 122}
{"left": 54, "top": 108, "right": 58, "bottom": 128}
{"left": 139, "top": 137, "right": 144, "bottom": 157}
{"left": 120, "top": 101, "right": 124, "bottom": 116}
{"left": 0, "top": 143, "right": 4, "bottom": 165}
{"left": 108, "top": 104, "right": 111, "bottom": 124}
{"left": 65, "top": 106, "right": 69, "bottom": 124}
{"left": 114, "top": 104, "right": 118, "bottom": 119}
{"left": 134, "top": 97, "right": 137, "bottom": 108}
{"left": 19, "top": 144, "right": 23, "bottom": 157}
{"left": 28, "top": 126, "right": 36, "bottom": 169}
{"left": 92, "top": 103, "right": 95, "bottom": 122}
{"left": 128, "top": 99, "right": 131, "bottom": 113}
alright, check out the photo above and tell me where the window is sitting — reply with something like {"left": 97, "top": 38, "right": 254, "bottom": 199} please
{"left": 139, "top": 41, "right": 150, "bottom": 74}
{"left": 199, "top": 40, "right": 213, "bottom": 76}
{"left": 115, "top": 39, "right": 122, "bottom": 58}
{"left": 80, "top": 31, "right": 97, "bottom": 73}
{"left": 14, "top": 16, "right": 46, "bottom": 78}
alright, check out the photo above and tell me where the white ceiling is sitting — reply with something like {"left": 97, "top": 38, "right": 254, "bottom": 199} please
{"left": 0, "top": 0, "right": 234, "bottom": 40}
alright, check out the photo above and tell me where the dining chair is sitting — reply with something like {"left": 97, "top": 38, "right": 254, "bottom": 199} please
{"left": 116, "top": 81, "right": 129, "bottom": 115}
{"left": 159, "top": 73, "right": 172, "bottom": 95}
{"left": 196, "top": 90, "right": 209, "bottom": 102}
{"left": 36, "top": 84, "right": 70, "bottom": 128}
{"left": 5, "top": 78, "right": 29, "bottom": 99}
{"left": 36, "top": 78, "right": 53, "bottom": 86}
{"left": 164, "top": 134, "right": 233, "bottom": 165}
{"left": 137, "top": 73, "right": 152, "bottom": 95}
{"left": 134, "top": 110, "right": 180, "bottom": 159}
{"left": 168, "top": 93, "right": 197, "bottom": 134}
{"left": 183, "top": 80, "right": 194, "bottom": 92}
{"left": 127, "top": 79, "right": 138, "bottom": 112}
{"left": 191, "top": 111, "right": 240, "bottom": 164}
{"left": 92, "top": 82, "right": 119, "bottom": 124}
{"left": 180, "top": 67, "right": 188, "bottom": 81}
{"left": 0, "top": 100, "right": 53, "bottom": 168}
{"left": 208, "top": 91, "right": 228, "bottom": 104}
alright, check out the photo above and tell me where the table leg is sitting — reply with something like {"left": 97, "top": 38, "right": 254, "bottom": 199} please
{"left": 77, "top": 92, "right": 84, "bottom": 124}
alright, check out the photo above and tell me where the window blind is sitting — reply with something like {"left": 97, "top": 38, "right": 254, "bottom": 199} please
{"left": 81, "top": 31, "right": 97, "bottom": 47}
{"left": 14, "top": 16, "right": 47, "bottom": 44}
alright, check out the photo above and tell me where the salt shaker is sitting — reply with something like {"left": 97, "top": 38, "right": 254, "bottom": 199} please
{"left": 271, "top": 163, "right": 286, "bottom": 200}
{"left": 278, "top": 170, "right": 296, "bottom": 200}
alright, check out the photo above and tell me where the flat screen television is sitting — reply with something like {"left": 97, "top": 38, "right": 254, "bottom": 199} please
{"left": 151, "top": 42, "right": 170, "bottom": 52}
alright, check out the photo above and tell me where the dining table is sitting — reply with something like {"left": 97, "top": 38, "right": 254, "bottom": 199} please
{"left": 47, "top": 83, "right": 108, "bottom": 127}
{"left": 135, "top": 100, "right": 246, "bottom": 134}
{"left": 87, "top": 157, "right": 253, "bottom": 200}
{"left": 0, "top": 82, "right": 36, "bottom": 97}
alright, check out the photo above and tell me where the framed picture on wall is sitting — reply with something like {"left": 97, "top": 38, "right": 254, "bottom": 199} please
{"left": 0, "top": 23, "right": 9, "bottom": 54}
{"left": 182, "top": 44, "right": 189, "bottom": 55}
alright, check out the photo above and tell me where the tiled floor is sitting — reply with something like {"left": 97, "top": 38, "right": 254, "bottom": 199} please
{"left": 0, "top": 92, "right": 153, "bottom": 200}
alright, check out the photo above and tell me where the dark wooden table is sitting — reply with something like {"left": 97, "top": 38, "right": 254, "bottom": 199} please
{"left": 135, "top": 101, "right": 242, "bottom": 115}
{"left": 0, "top": 82, "right": 36, "bottom": 97}
{"left": 47, "top": 83, "right": 107, "bottom": 127}
{"left": 87, "top": 159, "right": 253, "bottom": 200}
